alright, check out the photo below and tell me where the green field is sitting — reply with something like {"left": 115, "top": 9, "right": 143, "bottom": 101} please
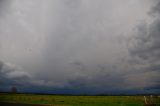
{"left": 0, "top": 93, "right": 160, "bottom": 106}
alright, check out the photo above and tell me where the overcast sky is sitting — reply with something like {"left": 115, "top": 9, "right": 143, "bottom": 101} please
{"left": 0, "top": 0, "right": 160, "bottom": 94}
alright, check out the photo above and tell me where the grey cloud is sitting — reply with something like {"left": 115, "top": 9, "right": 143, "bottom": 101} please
{"left": 0, "top": 0, "right": 159, "bottom": 94}
{"left": 149, "top": 1, "right": 160, "bottom": 16}
{"left": 129, "top": 1, "right": 160, "bottom": 62}
{"left": 0, "top": 60, "right": 68, "bottom": 91}
{"left": 0, "top": 61, "right": 31, "bottom": 86}
{"left": 0, "top": 61, "right": 45, "bottom": 91}
{"left": 0, "top": 0, "right": 11, "bottom": 14}
{"left": 127, "top": 1, "right": 160, "bottom": 89}
{"left": 29, "top": 0, "right": 159, "bottom": 92}
{"left": 124, "top": 71, "right": 160, "bottom": 89}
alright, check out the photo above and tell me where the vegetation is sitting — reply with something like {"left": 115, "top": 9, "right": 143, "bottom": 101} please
{"left": 0, "top": 93, "right": 160, "bottom": 106}
{"left": 11, "top": 86, "right": 17, "bottom": 93}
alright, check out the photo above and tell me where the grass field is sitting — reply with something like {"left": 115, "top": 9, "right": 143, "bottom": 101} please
{"left": 0, "top": 93, "right": 160, "bottom": 106}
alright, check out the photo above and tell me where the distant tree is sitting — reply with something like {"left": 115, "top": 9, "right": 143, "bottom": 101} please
{"left": 11, "top": 86, "right": 17, "bottom": 93}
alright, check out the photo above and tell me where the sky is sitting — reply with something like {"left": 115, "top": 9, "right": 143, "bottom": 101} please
{"left": 0, "top": 0, "right": 160, "bottom": 94}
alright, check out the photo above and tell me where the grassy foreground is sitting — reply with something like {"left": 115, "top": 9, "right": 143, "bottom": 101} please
{"left": 0, "top": 93, "right": 160, "bottom": 106}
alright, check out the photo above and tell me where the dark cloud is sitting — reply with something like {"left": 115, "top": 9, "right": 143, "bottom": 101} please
{"left": 0, "top": 0, "right": 12, "bottom": 16}
{"left": 149, "top": 1, "right": 160, "bottom": 16}
{"left": 127, "top": 1, "right": 160, "bottom": 90}
{"left": 129, "top": 1, "right": 160, "bottom": 62}
{"left": 0, "top": 60, "right": 32, "bottom": 91}
{"left": 0, "top": 61, "right": 3, "bottom": 70}
{"left": 0, "top": 60, "right": 68, "bottom": 92}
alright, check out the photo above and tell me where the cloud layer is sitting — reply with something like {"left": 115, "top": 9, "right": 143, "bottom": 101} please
{"left": 128, "top": 1, "right": 160, "bottom": 90}
{"left": 0, "top": 0, "right": 160, "bottom": 94}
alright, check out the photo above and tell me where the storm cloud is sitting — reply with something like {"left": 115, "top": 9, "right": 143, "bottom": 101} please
{"left": 128, "top": 1, "right": 160, "bottom": 90}
{"left": 0, "top": 60, "right": 31, "bottom": 91}
{"left": 0, "top": 0, "right": 160, "bottom": 94}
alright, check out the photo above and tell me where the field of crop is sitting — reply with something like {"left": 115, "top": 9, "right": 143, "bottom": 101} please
{"left": 0, "top": 93, "right": 160, "bottom": 106}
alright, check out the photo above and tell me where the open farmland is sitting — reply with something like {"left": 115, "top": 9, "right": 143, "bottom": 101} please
{"left": 0, "top": 93, "right": 160, "bottom": 106}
